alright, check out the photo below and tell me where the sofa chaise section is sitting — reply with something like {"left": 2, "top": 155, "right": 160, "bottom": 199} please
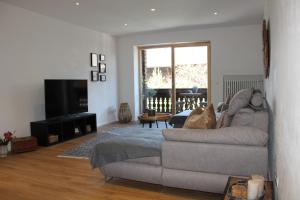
{"left": 101, "top": 160, "right": 162, "bottom": 185}
{"left": 161, "top": 127, "right": 268, "bottom": 193}
{"left": 100, "top": 126, "right": 268, "bottom": 194}
{"left": 97, "top": 89, "right": 269, "bottom": 193}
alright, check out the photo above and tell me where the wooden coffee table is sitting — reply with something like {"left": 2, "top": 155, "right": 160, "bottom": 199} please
{"left": 138, "top": 113, "right": 172, "bottom": 128}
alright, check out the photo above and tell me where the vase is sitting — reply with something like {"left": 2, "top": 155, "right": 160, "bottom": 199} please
{"left": 7, "top": 141, "right": 11, "bottom": 152}
{"left": 118, "top": 103, "right": 132, "bottom": 123}
{"left": 0, "top": 145, "right": 8, "bottom": 158}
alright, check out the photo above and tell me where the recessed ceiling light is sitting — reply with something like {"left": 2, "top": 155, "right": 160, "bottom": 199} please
{"left": 75, "top": 2, "right": 80, "bottom": 6}
{"left": 150, "top": 8, "right": 156, "bottom": 12}
{"left": 124, "top": 23, "right": 128, "bottom": 27}
{"left": 213, "top": 10, "right": 219, "bottom": 15}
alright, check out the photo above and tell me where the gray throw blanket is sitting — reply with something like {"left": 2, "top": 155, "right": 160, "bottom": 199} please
{"left": 90, "top": 127, "right": 164, "bottom": 168}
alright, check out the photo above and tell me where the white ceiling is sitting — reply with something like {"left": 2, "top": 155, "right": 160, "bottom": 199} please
{"left": 0, "top": 0, "right": 264, "bottom": 36}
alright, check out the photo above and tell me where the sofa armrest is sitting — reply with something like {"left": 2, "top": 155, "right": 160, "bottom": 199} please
{"left": 163, "top": 127, "right": 268, "bottom": 146}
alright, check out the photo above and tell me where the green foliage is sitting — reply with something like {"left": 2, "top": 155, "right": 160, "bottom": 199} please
{"left": 144, "top": 64, "right": 208, "bottom": 89}
{"left": 175, "top": 64, "right": 208, "bottom": 88}
{"left": 144, "top": 88, "right": 157, "bottom": 97}
{"left": 146, "top": 68, "right": 171, "bottom": 89}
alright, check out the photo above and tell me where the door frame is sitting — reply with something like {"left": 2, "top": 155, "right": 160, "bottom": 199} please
{"left": 138, "top": 41, "right": 211, "bottom": 114}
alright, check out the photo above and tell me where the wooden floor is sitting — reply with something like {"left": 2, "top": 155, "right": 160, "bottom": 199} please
{"left": 0, "top": 134, "right": 223, "bottom": 200}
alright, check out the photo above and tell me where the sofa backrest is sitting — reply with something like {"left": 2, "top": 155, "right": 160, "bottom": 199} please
{"left": 230, "top": 108, "right": 269, "bottom": 133}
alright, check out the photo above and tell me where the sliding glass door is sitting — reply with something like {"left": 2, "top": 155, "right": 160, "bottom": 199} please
{"left": 139, "top": 42, "right": 210, "bottom": 114}
{"left": 140, "top": 47, "right": 172, "bottom": 113}
{"left": 174, "top": 45, "right": 209, "bottom": 112}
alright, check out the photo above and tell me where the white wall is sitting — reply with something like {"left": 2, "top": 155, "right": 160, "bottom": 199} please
{"left": 116, "top": 24, "right": 264, "bottom": 118}
{"left": 0, "top": 2, "right": 118, "bottom": 137}
{"left": 265, "top": 0, "right": 300, "bottom": 199}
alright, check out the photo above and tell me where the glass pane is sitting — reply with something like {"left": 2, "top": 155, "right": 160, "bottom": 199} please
{"left": 141, "top": 48, "right": 172, "bottom": 113}
{"left": 144, "top": 48, "right": 172, "bottom": 89}
{"left": 174, "top": 46, "right": 208, "bottom": 112}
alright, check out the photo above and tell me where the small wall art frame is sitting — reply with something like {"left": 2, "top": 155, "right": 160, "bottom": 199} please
{"left": 262, "top": 20, "right": 270, "bottom": 79}
{"left": 91, "top": 71, "right": 99, "bottom": 81}
{"left": 91, "top": 53, "right": 98, "bottom": 67}
{"left": 99, "top": 75, "right": 106, "bottom": 82}
{"left": 99, "top": 54, "right": 105, "bottom": 61}
{"left": 99, "top": 63, "right": 106, "bottom": 73}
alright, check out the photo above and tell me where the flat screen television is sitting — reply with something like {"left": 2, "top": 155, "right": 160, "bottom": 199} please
{"left": 45, "top": 79, "right": 88, "bottom": 119}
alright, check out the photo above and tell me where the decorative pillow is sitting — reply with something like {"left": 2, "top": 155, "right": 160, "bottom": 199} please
{"left": 218, "top": 95, "right": 231, "bottom": 112}
{"left": 217, "top": 102, "right": 224, "bottom": 112}
{"left": 183, "top": 107, "right": 203, "bottom": 126}
{"left": 221, "top": 104, "right": 229, "bottom": 112}
{"left": 228, "top": 88, "right": 253, "bottom": 116}
{"left": 183, "top": 104, "right": 216, "bottom": 129}
{"left": 250, "top": 92, "right": 263, "bottom": 107}
{"left": 189, "top": 107, "right": 204, "bottom": 115}
{"left": 249, "top": 90, "right": 264, "bottom": 111}
{"left": 216, "top": 111, "right": 232, "bottom": 128}
{"left": 224, "top": 95, "right": 232, "bottom": 105}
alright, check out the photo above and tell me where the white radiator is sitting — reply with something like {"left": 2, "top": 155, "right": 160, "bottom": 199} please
{"left": 223, "top": 75, "right": 264, "bottom": 100}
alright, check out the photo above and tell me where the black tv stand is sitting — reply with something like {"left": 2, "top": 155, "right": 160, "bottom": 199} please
{"left": 31, "top": 113, "right": 97, "bottom": 146}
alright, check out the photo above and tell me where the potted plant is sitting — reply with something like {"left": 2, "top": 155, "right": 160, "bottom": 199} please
{"left": 0, "top": 131, "right": 14, "bottom": 158}
{"left": 144, "top": 88, "right": 157, "bottom": 98}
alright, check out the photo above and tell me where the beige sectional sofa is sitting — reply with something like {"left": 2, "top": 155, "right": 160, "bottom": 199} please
{"left": 100, "top": 89, "right": 269, "bottom": 193}
{"left": 101, "top": 118, "right": 268, "bottom": 193}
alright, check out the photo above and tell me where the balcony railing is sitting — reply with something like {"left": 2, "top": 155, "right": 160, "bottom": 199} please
{"left": 143, "top": 88, "right": 208, "bottom": 113}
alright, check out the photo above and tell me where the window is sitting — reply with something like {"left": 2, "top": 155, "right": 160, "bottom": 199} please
{"left": 139, "top": 42, "right": 211, "bottom": 114}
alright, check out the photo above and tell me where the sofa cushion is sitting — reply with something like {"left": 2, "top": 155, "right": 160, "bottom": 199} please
{"left": 183, "top": 107, "right": 203, "bottom": 128}
{"left": 162, "top": 142, "right": 268, "bottom": 177}
{"left": 163, "top": 126, "right": 268, "bottom": 146}
{"left": 183, "top": 104, "right": 216, "bottom": 129}
{"left": 231, "top": 108, "right": 269, "bottom": 133}
{"left": 250, "top": 92, "right": 263, "bottom": 107}
{"left": 216, "top": 111, "right": 232, "bottom": 128}
{"left": 101, "top": 162, "right": 162, "bottom": 185}
{"left": 230, "top": 108, "right": 254, "bottom": 126}
{"left": 228, "top": 88, "right": 253, "bottom": 115}
{"left": 249, "top": 90, "right": 265, "bottom": 111}
{"left": 222, "top": 95, "right": 232, "bottom": 112}
{"left": 126, "top": 156, "right": 161, "bottom": 166}
{"left": 162, "top": 168, "right": 229, "bottom": 194}
{"left": 216, "top": 102, "right": 224, "bottom": 112}
{"left": 216, "top": 95, "right": 232, "bottom": 113}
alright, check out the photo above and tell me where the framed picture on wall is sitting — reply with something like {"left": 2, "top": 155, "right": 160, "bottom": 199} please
{"left": 99, "top": 63, "right": 106, "bottom": 73}
{"left": 99, "top": 54, "right": 105, "bottom": 61}
{"left": 99, "top": 75, "right": 106, "bottom": 82}
{"left": 262, "top": 20, "right": 270, "bottom": 79}
{"left": 91, "top": 53, "right": 98, "bottom": 67}
{"left": 91, "top": 71, "right": 99, "bottom": 81}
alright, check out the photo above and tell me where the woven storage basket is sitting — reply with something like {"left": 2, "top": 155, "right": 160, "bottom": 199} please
{"left": 12, "top": 137, "right": 38, "bottom": 153}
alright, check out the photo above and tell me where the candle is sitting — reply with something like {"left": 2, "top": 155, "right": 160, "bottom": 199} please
{"left": 251, "top": 175, "right": 265, "bottom": 198}
{"left": 251, "top": 175, "right": 265, "bottom": 181}
{"left": 247, "top": 180, "right": 259, "bottom": 200}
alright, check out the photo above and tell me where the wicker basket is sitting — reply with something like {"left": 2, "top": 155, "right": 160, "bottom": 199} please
{"left": 12, "top": 137, "right": 38, "bottom": 153}
{"left": 118, "top": 103, "right": 132, "bottom": 123}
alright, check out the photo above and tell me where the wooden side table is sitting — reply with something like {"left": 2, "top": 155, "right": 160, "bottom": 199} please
{"left": 224, "top": 176, "right": 273, "bottom": 200}
{"left": 138, "top": 113, "right": 172, "bottom": 128}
